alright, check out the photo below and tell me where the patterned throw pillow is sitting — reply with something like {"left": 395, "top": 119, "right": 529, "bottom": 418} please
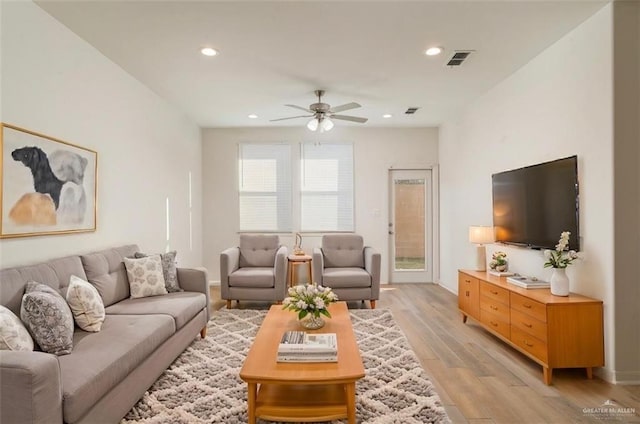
{"left": 66, "top": 275, "right": 106, "bottom": 332}
{"left": 123, "top": 255, "right": 168, "bottom": 299}
{"left": 0, "top": 305, "right": 34, "bottom": 351}
{"left": 134, "top": 250, "right": 182, "bottom": 293}
{"left": 20, "top": 282, "right": 74, "bottom": 355}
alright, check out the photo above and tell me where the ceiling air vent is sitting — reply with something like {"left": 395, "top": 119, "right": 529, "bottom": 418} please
{"left": 405, "top": 107, "right": 420, "bottom": 115}
{"left": 446, "top": 50, "right": 474, "bottom": 67}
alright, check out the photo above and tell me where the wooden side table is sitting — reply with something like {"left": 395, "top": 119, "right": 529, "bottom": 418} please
{"left": 287, "top": 254, "right": 312, "bottom": 287}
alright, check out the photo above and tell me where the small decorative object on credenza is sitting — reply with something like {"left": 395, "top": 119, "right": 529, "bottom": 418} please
{"left": 282, "top": 283, "right": 338, "bottom": 330}
{"left": 543, "top": 231, "right": 579, "bottom": 296}
{"left": 488, "top": 251, "right": 514, "bottom": 276}
{"left": 469, "top": 226, "right": 494, "bottom": 271}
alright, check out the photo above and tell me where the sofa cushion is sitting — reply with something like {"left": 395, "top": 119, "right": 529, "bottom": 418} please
{"left": 0, "top": 255, "right": 86, "bottom": 316}
{"left": 134, "top": 250, "right": 182, "bottom": 293}
{"left": 0, "top": 305, "right": 34, "bottom": 351}
{"left": 58, "top": 314, "right": 174, "bottom": 423}
{"left": 322, "top": 235, "right": 365, "bottom": 268}
{"left": 21, "top": 282, "right": 74, "bottom": 355}
{"left": 81, "top": 245, "right": 139, "bottom": 306}
{"left": 66, "top": 275, "right": 105, "bottom": 332}
{"left": 229, "top": 268, "right": 275, "bottom": 288}
{"left": 239, "top": 234, "right": 279, "bottom": 267}
{"left": 321, "top": 268, "right": 372, "bottom": 288}
{"left": 105, "top": 292, "right": 206, "bottom": 331}
{"left": 123, "top": 255, "right": 168, "bottom": 299}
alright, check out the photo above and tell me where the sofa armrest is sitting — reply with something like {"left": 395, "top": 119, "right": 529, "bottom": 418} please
{"left": 0, "top": 351, "right": 63, "bottom": 424}
{"left": 364, "top": 247, "right": 381, "bottom": 299}
{"left": 274, "top": 245, "right": 289, "bottom": 300}
{"left": 312, "top": 247, "right": 324, "bottom": 285}
{"left": 220, "top": 247, "right": 240, "bottom": 300}
{"left": 177, "top": 267, "right": 211, "bottom": 321}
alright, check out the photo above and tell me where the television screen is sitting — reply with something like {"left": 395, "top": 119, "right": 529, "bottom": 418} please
{"left": 492, "top": 156, "right": 579, "bottom": 251}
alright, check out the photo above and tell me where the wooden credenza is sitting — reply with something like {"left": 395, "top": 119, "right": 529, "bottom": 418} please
{"left": 458, "top": 270, "right": 604, "bottom": 385}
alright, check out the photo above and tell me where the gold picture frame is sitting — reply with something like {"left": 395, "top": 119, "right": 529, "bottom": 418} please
{"left": 1, "top": 123, "right": 97, "bottom": 238}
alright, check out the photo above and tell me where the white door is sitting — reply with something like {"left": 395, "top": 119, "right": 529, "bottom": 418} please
{"left": 388, "top": 169, "right": 433, "bottom": 283}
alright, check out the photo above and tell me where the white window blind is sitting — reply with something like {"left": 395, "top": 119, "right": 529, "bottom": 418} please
{"left": 301, "top": 143, "right": 354, "bottom": 231}
{"left": 238, "top": 144, "right": 292, "bottom": 232}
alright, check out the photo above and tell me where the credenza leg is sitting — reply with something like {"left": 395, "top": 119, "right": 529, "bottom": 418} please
{"left": 200, "top": 327, "right": 207, "bottom": 338}
{"left": 226, "top": 300, "right": 232, "bottom": 309}
{"left": 370, "top": 300, "right": 376, "bottom": 309}
{"left": 247, "top": 382, "right": 257, "bottom": 424}
{"left": 586, "top": 367, "right": 593, "bottom": 379}
{"left": 462, "top": 313, "right": 468, "bottom": 324}
{"left": 543, "top": 367, "right": 552, "bottom": 385}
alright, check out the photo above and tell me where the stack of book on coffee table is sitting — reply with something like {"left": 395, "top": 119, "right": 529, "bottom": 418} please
{"left": 277, "top": 331, "right": 338, "bottom": 362}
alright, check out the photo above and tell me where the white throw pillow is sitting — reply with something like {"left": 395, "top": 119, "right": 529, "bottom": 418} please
{"left": 66, "top": 275, "right": 105, "bottom": 332}
{"left": 123, "top": 254, "right": 168, "bottom": 299}
{"left": 0, "top": 305, "right": 34, "bottom": 351}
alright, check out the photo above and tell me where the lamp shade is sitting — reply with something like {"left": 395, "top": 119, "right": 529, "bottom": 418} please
{"left": 469, "top": 226, "right": 494, "bottom": 244}
{"left": 321, "top": 117, "right": 334, "bottom": 131}
{"left": 307, "top": 118, "right": 319, "bottom": 131}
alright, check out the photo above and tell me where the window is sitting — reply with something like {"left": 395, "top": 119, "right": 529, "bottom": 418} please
{"left": 300, "top": 143, "right": 354, "bottom": 231}
{"left": 238, "top": 144, "right": 291, "bottom": 231}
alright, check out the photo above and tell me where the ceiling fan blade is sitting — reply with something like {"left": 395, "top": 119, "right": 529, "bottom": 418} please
{"left": 285, "top": 104, "right": 312, "bottom": 113}
{"left": 330, "top": 102, "right": 361, "bottom": 113}
{"left": 269, "top": 115, "right": 313, "bottom": 122}
{"left": 331, "top": 114, "right": 368, "bottom": 123}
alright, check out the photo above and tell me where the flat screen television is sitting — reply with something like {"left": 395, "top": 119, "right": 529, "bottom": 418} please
{"left": 492, "top": 155, "right": 579, "bottom": 251}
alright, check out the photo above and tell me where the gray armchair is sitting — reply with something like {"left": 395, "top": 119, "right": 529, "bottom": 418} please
{"left": 220, "top": 235, "right": 288, "bottom": 308}
{"left": 312, "top": 234, "right": 381, "bottom": 309}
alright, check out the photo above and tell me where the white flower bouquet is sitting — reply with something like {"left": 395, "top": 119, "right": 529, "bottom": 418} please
{"left": 282, "top": 283, "right": 338, "bottom": 319}
{"left": 544, "top": 231, "right": 579, "bottom": 269}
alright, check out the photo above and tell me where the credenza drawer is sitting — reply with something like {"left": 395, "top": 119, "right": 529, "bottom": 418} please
{"left": 511, "top": 292, "right": 547, "bottom": 323}
{"left": 511, "top": 326, "right": 548, "bottom": 362}
{"left": 480, "top": 281, "right": 509, "bottom": 305}
{"left": 480, "top": 296, "right": 510, "bottom": 321}
{"left": 480, "top": 309, "right": 510, "bottom": 339}
{"left": 511, "top": 308, "right": 548, "bottom": 342}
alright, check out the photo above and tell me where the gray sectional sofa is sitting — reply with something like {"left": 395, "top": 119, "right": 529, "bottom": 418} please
{"left": 0, "top": 245, "right": 211, "bottom": 424}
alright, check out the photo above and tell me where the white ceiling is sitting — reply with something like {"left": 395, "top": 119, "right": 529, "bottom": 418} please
{"left": 36, "top": 1, "right": 607, "bottom": 129}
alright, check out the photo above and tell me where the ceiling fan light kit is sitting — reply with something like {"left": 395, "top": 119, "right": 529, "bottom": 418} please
{"left": 271, "top": 90, "right": 368, "bottom": 131}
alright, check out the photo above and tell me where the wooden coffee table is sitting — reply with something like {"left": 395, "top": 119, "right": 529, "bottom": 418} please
{"left": 239, "top": 302, "right": 364, "bottom": 424}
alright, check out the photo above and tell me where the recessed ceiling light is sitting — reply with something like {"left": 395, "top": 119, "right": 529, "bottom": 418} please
{"left": 201, "top": 47, "right": 218, "bottom": 57}
{"left": 248, "top": 114, "right": 258, "bottom": 119}
{"left": 425, "top": 47, "right": 443, "bottom": 56}
{"left": 383, "top": 114, "right": 392, "bottom": 118}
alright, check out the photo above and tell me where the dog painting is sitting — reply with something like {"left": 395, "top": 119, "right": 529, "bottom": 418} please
{"left": 1, "top": 124, "right": 97, "bottom": 238}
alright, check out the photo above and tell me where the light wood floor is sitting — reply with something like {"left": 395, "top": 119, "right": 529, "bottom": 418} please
{"left": 210, "top": 284, "right": 640, "bottom": 423}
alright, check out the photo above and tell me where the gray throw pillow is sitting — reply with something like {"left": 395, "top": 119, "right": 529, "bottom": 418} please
{"left": 134, "top": 250, "right": 182, "bottom": 293}
{"left": 123, "top": 255, "right": 168, "bottom": 299}
{"left": 20, "top": 281, "right": 74, "bottom": 355}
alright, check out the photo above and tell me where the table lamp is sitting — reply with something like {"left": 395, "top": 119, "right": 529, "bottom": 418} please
{"left": 469, "top": 226, "right": 494, "bottom": 271}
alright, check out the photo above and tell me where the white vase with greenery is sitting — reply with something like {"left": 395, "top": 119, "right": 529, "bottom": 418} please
{"left": 543, "top": 231, "right": 579, "bottom": 297}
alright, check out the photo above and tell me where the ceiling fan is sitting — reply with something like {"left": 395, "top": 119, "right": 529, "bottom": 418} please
{"left": 270, "top": 90, "right": 368, "bottom": 131}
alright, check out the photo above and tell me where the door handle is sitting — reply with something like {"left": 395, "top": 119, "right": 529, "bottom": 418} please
{"left": 389, "top": 231, "right": 394, "bottom": 235}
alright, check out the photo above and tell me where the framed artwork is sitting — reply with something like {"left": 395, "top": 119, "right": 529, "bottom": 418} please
{"left": 1, "top": 123, "right": 97, "bottom": 238}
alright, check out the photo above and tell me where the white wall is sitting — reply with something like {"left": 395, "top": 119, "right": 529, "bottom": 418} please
{"left": 0, "top": 2, "right": 203, "bottom": 268}
{"left": 440, "top": 5, "right": 617, "bottom": 379}
{"left": 202, "top": 127, "right": 438, "bottom": 282}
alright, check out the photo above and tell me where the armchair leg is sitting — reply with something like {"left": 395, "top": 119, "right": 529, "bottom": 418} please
{"left": 370, "top": 300, "right": 376, "bottom": 309}
{"left": 226, "top": 300, "right": 232, "bottom": 309}
{"left": 200, "top": 327, "right": 207, "bottom": 338}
